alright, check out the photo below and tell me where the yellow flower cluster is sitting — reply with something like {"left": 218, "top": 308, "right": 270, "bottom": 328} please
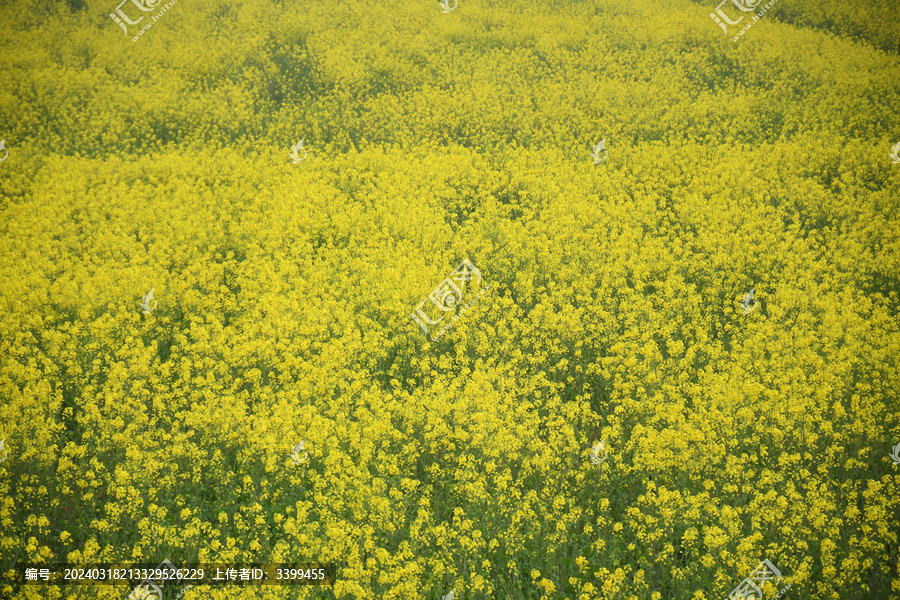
{"left": 0, "top": 0, "right": 898, "bottom": 598}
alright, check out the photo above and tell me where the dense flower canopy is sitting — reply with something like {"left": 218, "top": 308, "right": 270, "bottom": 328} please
{"left": 0, "top": 0, "right": 898, "bottom": 598}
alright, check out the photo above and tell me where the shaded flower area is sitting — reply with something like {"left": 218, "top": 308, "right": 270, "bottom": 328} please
{"left": 0, "top": 0, "right": 898, "bottom": 598}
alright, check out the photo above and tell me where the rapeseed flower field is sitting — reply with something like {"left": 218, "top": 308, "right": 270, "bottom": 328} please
{"left": 1, "top": 0, "right": 899, "bottom": 598}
